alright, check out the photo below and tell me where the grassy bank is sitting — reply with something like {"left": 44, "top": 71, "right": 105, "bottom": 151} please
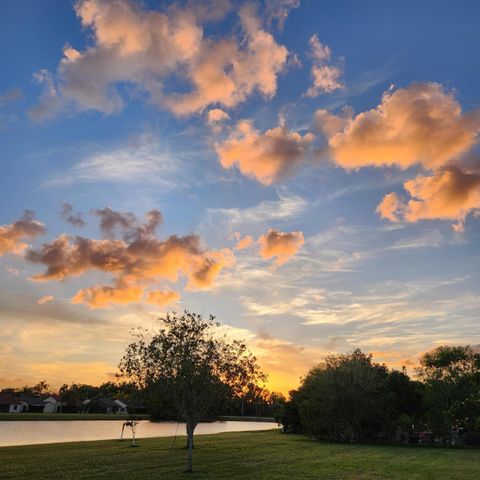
{"left": 0, "top": 413, "right": 150, "bottom": 421}
{"left": 217, "top": 415, "right": 276, "bottom": 422}
{"left": 1, "top": 430, "right": 479, "bottom": 479}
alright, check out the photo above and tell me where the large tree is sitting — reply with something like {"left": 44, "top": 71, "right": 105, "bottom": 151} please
{"left": 416, "top": 345, "right": 480, "bottom": 440}
{"left": 119, "top": 310, "right": 266, "bottom": 472}
{"left": 295, "top": 350, "right": 393, "bottom": 442}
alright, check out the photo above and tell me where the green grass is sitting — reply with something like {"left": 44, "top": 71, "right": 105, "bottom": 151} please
{"left": 0, "top": 413, "right": 150, "bottom": 421}
{"left": 216, "top": 415, "right": 275, "bottom": 422}
{"left": 1, "top": 430, "right": 479, "bottom": 479}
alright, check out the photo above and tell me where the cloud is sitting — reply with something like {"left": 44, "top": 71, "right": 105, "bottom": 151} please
{"left": 0, "top": 87, "right": 23, "bottom": 106}
{"left": 206, "top": 108, "right": 230, "bottom": 132}
{"left": 28, "top": 70, "right": 63, "bottom": 121}
{"left": 258, "top": 228, "right": 304, "bottom": 265}
{"left": 45, "top": 134, "right": 181, "bottom": 188}
{"left": 264, "top": 0, "right": 300, "bottom": 30}
{"left": 0, "top": 211, "right": 46, "bottom": 256}
{"left": 377, "top": 166, "right": 480, "bottom": 230}
{"left": 216, "top": 119, "right": 314, "bottom": 184}
{"left": 92, "top": 207, "right": 162, "bottom": 239}
{"left": 72, "top": 284, "right": 143, "bottom": 309}
{"left": 316, "top": 82, "right": 480, "bottom": 170}
{"left": 234, "top": 233, "right": 254, "bottom": 250}
{"left": 25, "top": 207, "right": 233, "bottom": 308}
{"left": 305, "top": 34, "right": 344, "bottom": 97}
{"left": 145, "top": 289, "right": 180, "bottom": 307}
{"left": 376, "top": 192, "right": 404, "bottom": 222}
{"left": 30, "top": 0, "right": 288, "bottom": 120}
{"left": 60, "top": 203, "right": 86, "bottom": 227}
{"left": 203, "top": 191, "right": 308, "bottom": 240}
{"left": 0, "top": 87, "right": 24, "bottom": 128}
{"left": 37, "top": 295, "right": 54, "bottom": 305}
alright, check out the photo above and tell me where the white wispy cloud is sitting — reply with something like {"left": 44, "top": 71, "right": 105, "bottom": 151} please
{"left": 43, "top": 134, "right": 182, "bottom": 189}
{"left": 204, "top": 190, "right": 308, "bottom": 235}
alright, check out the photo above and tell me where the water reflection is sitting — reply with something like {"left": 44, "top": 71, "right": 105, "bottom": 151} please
{"left": 0, "top": 420, "right": 279, "bottom": 447}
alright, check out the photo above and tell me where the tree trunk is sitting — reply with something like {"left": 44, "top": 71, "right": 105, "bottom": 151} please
{"left": 186, "top": 422, "right": 195, "bottom": 473}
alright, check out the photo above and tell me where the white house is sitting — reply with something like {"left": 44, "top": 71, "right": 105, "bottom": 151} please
{"left": 0, "top": 393, "right": 24, "bottom": 413}
{"left": 114, "top": 399, "right": 128, "bottom": 414}
{"left": 43, "top": 395, "right": 64, "bottom": 413}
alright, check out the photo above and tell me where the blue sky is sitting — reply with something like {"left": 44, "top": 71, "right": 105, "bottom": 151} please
{"left": 1, "top": 0, "right": 479, "bottom": 393}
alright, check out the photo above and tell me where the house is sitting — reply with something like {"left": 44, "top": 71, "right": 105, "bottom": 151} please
{"left": 43, "top": 395, "right": 64, "bottom": 413}
{"left": 0, "top": 393, "right": 24, "bottom": 413}
{"left": 114, "top": 399, "right": 128, "bottom": 414}
{"left": 87, "top": 397, "right": 120, "bottom": 414}
{"left": 115, "top": 397, "right": 147, "bottom": 414}
{"left": 20, "top": 394, "right": 45, "bottom": 413}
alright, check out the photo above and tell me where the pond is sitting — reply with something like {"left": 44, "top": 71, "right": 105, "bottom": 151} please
{"left": 0, "top": 420, "right": 279, "bottom": 447}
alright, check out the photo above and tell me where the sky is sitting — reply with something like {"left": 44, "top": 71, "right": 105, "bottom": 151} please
{"left": 0, "top": 0, "right": 479, "bottom": 395}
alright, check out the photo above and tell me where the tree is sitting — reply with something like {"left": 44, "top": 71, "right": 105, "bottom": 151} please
{"left": 22, "top": 380, "right": 50, "bottom": 397}
{"left": 416, "top": 345, "right": 480, "bottom": 442}
{"left": 289, "top": 350, "right": 393, "bottom": 442}
{"left": 119, "top": 310, "right": 266, "bottom": 473}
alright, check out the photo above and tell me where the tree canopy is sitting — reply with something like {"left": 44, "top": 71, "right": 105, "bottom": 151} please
{"left": 119, "top": 310, "right": 266, "bottom": 472}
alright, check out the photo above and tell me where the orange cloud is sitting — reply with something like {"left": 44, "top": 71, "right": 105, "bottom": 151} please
{"left": 206, "top": 108, "right": 230, "bottom": 129}
{"left": 0, "top": 211, "right": 45, "bottom": 256}
{"left": 376, "top": 192, "right": 405, "bottom": 222}
{"left": 316, "top": 83, "right": 480, "bottom": 170}
{"left": 306, "top": 34, "right": 343, "bottom": 97}
{"left": 72, "top": 284, "right": 144, "bottom": 309}
{"left": 25, "top": 208, "right": 233, "bottom": 308}
{"left": 235, "top": 234, "right": 254, "bottom": 250}
{"left": 378, "top": 166, "right": 480, "bottom": 231}
{"left": 216, "top": 119, "right": 314, "bottom": 185}
{"left": 188, "top": 249, "right": 235, "bottom": 290}
{"left": 37, "top": 295, "right": 54, "bottom": 305}
{"left": 31, "top": 0, "right": 288, "bottom": 119}
{"left": 165, "top": 3, "right": 288, "bottom": 116}
{"left": 258, "top": 228, "right": 304, "bottom": 266}
{"left": 145, "top": 289, "right": 180, "bottom": 307}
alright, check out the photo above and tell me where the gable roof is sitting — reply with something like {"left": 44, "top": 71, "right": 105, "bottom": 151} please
{"left": 20, "top": 394, "right": 45, "bottom": 406}
{"left": 91, "top": 397, "right": 118, "bottom": 408}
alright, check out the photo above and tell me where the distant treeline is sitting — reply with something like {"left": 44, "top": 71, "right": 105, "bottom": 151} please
{"left": 276, "top": 346, "right": 480, "bottom": 446}
{"left": 1, "top": 379, "right": 284, "bottom": 419}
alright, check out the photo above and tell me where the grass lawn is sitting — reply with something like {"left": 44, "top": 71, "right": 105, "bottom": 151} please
{"left": 1, "top": 430, "right": 479, "bottom": 479}
{"left": 0, "top": 413, "right": 150, "bottom": 421}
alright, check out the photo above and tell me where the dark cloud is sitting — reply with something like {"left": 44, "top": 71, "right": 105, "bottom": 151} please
{"left": 60, "top": 203, "right": 86, "bottom": 227}
{"left": 25, "top": 209, "right": 232, "bottom": 308}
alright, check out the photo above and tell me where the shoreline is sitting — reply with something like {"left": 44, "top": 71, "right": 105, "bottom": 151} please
{"left": 0, "top": 413, "right": 151, "bottom": 422}
{"left": 0, "top": 413, "right": 276, "bottom": 422}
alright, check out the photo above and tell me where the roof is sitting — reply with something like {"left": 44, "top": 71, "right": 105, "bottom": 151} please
{"left": 45, "top": 394, "right": 62, "bottom": 401}
{"left": 115, "top": 397, "right": 145, "bottom": 409}
{"left": 91, "top": 397, "right": 118, "bottom": 408}
{"left": 19, "top": 394, "right": 45, "bottom": 406}
{"left": 0, "top": 393, "right": 22, "bottom": 406}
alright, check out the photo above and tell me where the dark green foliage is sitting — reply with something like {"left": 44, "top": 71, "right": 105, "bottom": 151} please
{"left": 294, "top": 350, "right": 395, "bottom": 442}
{"left": 119, "top": 310, "right": 266, "bottom": 472}
{"left": 416, "top": 345, "right": 480, "bottom": 443}
{"left": 278, "top": 346, "right": 480, "bottom": 446}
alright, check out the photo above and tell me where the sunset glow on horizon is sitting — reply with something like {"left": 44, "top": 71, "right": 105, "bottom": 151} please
{"left": 1, "top": 0, "right": 479, "bottom": 395}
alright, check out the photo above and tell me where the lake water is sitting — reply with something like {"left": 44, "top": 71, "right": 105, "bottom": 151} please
{"left": 0, "top": 420, "right": 279, "bottom": 447}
